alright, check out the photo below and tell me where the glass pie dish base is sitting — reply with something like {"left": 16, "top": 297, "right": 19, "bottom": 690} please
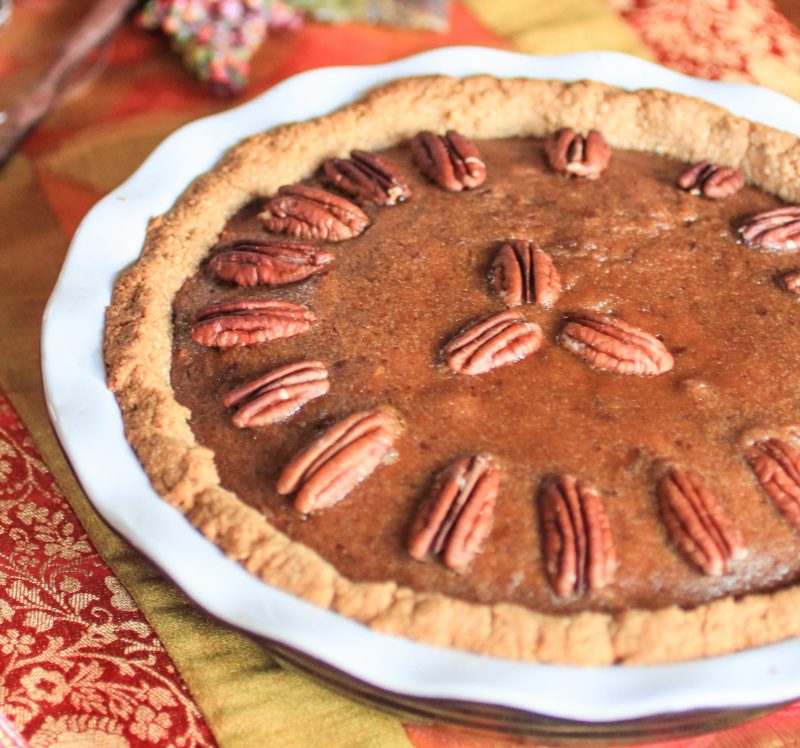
{"left": 268, "top": 641, "right": 786, "bottom": 743}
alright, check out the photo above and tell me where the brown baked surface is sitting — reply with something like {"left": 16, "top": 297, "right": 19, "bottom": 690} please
{"left": 105, "top": 76, "right": 800, "bottom": 665}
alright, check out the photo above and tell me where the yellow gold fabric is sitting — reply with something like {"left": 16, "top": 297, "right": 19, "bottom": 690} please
{"left": 463, "top": 0, "right": 652, "bottom": 57}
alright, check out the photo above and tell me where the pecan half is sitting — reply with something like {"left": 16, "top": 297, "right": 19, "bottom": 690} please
{"left": 739, "top": 206, "right": 800, "bottom": 251}
{"left": 192, "top": 299, "right": 315, "bottom": 348}
{"left": 443, "top": 310, "right": 543, "bottom": 376}
{"left": 222, "top": 360, "right": 330, "bottom": 428}
{"left": 558, "top": 312, "right": 674, "bottom": 376}
{"left": 544, "top": 128, "right": 610, "bottom": 179}
{"left": 784, "top": 271, "right": 800, "bottom": 295}
{"left": 745, "top": 438, "right": 800, "bottom": 532}
{"left": 677, "top": 160, "right": 745, "bottom": 199}
{"left": 259, "top": 185, "right": 369, "bottom": 241}
{"left": 490, "top": 240, "right": 562, "bottom": 308}
{"left": 657, "top": 468, "right": 747, "bottom": 576}
{"left": 323, "top": 150, "right": 411, "bottom": 205}
{"left": 407, "top": 454, "right": 499, "bottom": 571}
{"left": 539, "top": 476, "right": 617, "bottom": 597}
{"left": 410, "top": 130, "right": 486, "bottom": 191}
{"left": 208, "top": 239, "right": 333, "bottom": 287}
{"left": 276, "top": 410, "right": 400, "bottom": 514}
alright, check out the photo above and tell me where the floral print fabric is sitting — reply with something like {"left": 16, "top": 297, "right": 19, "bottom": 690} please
{"left": 0, "top": 392, "right": 214, "bottom": 747}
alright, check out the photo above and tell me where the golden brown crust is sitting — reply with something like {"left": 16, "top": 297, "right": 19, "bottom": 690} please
{"left": 104, "top": 75, "right": 800, "bottom": 665}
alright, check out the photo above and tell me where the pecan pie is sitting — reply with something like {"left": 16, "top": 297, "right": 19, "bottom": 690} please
{"left": 105, "top": 76, "right": 800, "bottom": 665}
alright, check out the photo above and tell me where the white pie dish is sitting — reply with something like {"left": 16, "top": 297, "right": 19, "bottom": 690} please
{"left": 42, "top": 47, "right": 800, "bottom": 735}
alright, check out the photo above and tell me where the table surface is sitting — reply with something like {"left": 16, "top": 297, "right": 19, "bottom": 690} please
{"left": 3, "top": 2, "right": 800, "bottom": 747}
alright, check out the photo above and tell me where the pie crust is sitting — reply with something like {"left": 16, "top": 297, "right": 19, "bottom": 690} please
{"left": 104, "top": 75, "right": 800, "bottom": 665}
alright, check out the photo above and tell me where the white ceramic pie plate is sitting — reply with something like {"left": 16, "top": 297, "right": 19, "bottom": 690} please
{"left": 42, "top": 48, "right": 800, "bottom": 729}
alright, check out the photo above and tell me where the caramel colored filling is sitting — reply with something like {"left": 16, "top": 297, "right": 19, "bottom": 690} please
{"left": 171, "top": 137, "right": 800, "bottom": 615}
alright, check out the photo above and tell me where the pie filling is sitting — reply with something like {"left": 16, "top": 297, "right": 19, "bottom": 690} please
{"left": 170, "top": 136, "right": 800, "bottom": 616}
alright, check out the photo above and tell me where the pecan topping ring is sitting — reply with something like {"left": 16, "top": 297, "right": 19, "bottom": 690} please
{"left": 323, "top": 150, "right": 411, "bottom": 206}
{"left": 490, "top": 240, "right": 562, "bottom": 308}
{"left": 223, "top": 360, "right": 330, "bottom": 428}
{"left": 544, "top": 128, "right": 610, "bottom": 179}
{"left": 407, "top": 454, "right": 499, "bottom": 571}
{"left": 443, "top": 310, "right": 543, "bottom": 376}
{"left": 259, "top": 184, "right": 369, "bottom": 242}
{"left": 745, "top": 437, "right": 800, "bottom": 532}
{"left": 677, "top": 160, "right": 745, "bottom": 199}
{"left": 208, "top": 239, "right": 333, "bottom": 287}
{"left": 558, "top": 311, "right": 674, "bottom": 376}
{"left": 539, "top": 476, "right": 617, "bottom": 597}
{"left": 739, "top": 206, "right": 800, "bottom": 251}
{"left": 276, "top": 410, "right": 400, "bottom": 514}
{"left": 657, "top": 468, "right": 747, "bottom": 576}
{"left": 410, "top": 130, "right": 486, "bottom": 191}
{"left": 192, "top": 299, "right": 315, "bottom": 348}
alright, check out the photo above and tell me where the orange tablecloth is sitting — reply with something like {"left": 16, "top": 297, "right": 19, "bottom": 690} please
{"left": 2, "top": 2, "right": 800, "bottom": 746}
